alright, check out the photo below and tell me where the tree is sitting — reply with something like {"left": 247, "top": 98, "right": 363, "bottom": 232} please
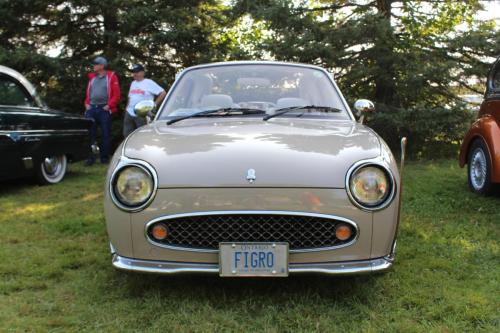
{"left": 0, "top": 0, "right": 234, "bottom": 112}
{"left": 235, "top": 0, "right": 498, "bottom": 106}
{"left": 232, "top": 0, "right": 499, "bottom": 155}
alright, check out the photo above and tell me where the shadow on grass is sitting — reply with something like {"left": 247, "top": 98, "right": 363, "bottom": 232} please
{"left": 0, "top": 177, "right": 37, "bottom": 192}
{"left": 0, "top": 168, "right": 90, "bottom": 196}
{"left": 117, "top": 271, "right": 381, "bottom": 306}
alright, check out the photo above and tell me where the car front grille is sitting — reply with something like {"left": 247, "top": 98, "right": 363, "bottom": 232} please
{"left": 146, "top": 213, "right": 357, "bottom": 251}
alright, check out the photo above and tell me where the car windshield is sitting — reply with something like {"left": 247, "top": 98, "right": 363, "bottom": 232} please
{"left": 157, "top": 64, "right": 351, "bottom": 120}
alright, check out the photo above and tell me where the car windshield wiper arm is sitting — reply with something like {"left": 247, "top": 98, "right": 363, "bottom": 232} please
{"left": 263, "top": 105, "right": 342, "bottom": 121}
{"left": 167, "top": 108, "right": 266, "bottom": 125}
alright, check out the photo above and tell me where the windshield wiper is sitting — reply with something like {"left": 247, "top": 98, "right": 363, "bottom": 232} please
{"left": 167, "top": 108, "right": 266, "bottom": 125}
{"left": 263, "top": 105, "right": 342, "bottom": 121}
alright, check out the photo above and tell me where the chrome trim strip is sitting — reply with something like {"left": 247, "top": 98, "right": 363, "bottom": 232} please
{"left": 0, "top": 106, "right": 42, "bottom": 111}
{"left": 0, "top": 65, "right": 41, "bottom": 106}
{"left": 113, "top": 254, "right": 219, "bottom": 274}
{"left": 109, "top": 156, "right": 158, "bottom": 212}
{"left": 390, "top": 240, "right": 397, "bottom": 258}
{"left": 345, "top": 157, "right": 397, "bottom": 212}
{"left": 0, "top": 129, "right": 88, "bottom": 135}
{"left": 144, "top": 211, "right": 359, "bottom": 254}
{"left": 392, "top": 137, "right": 407, "bottom": 256}
{"left": 112, "top": 254, "right": 393, "bottom": 275}
{"left": 109, "top": 242, "right": 117, "bottom": 255}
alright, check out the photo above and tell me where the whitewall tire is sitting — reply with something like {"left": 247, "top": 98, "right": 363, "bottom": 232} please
{"left": 36, "top": 154, "right": 67, "bottom": 185}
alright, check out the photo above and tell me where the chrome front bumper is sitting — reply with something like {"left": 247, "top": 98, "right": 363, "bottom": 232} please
{"left": 112, "top": 253, "right": 394, "bottom": 276}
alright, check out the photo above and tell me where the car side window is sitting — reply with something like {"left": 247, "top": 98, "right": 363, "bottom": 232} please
{"left": 493, "top": 66, "right": 500, "bottom": 90}
{"left": 0, "top": 75, "right": 34, "bottom": 107}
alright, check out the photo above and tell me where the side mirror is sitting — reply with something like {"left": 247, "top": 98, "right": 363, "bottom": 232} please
{"left": 134, "top": 100, "right": 155, "bottom": 118}
{"left": 353, "top": 99, "right": 375, "bottom": 123}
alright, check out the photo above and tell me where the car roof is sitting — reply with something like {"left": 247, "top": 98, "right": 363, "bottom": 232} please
{"left": 181, "top": 60, "right": 331, "bottom": 76}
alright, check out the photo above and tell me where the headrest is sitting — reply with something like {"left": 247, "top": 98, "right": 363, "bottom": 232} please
{"left": 276, "top": 97, "right": 310, "bottom": 109}
{"left": 200, "top": 94, "right": 234, "bottom": 108}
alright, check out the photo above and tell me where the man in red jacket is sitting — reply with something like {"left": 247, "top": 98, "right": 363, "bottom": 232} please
{"left": 84, "top": 56, "right": 121, "bottom": 165}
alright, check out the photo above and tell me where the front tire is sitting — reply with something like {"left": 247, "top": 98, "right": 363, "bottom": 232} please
{"left": 36, "top": 154, "right": 67, "bottom": 185}
{"left": 467, "top": 140, "right": 493, "bottom": 195}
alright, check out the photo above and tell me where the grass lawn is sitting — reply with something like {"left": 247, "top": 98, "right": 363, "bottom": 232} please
{"left": 0, "top": 160, "right": 498, "bottom": 332}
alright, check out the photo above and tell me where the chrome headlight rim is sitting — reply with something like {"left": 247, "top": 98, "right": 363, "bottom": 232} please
{"left": 346, "top": 160, "right": 396, "bottom": 211}
{"left": 109, "top": 158, "right": 158, "bottom": 212}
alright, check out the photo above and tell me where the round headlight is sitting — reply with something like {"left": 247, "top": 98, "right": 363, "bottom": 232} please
{"left": 113, "top": 165, "right": 154, "bottom": 208}
{"left": 349, "top": 165, "right": 392, "bottom": 209}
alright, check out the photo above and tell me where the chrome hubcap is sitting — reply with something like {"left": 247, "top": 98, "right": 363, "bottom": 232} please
{"left": 470, "top": 148, "right": 487, "bottom": 190}
{"left": 43, "top": 156, "right": 63, "bottom": 177}
{"left": 43, "top": 157, "right": 57, "bottom": 174}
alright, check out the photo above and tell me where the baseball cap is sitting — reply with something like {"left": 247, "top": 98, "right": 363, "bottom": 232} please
{"left": 130, "top": 64, "right": 145, "bottom": 73}
{"left": 92, "top": 56, "right": 108, "bottom": 66}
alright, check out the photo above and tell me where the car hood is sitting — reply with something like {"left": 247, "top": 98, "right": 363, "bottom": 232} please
{"left": 124, "top": 118, "right": 381, "bottom": 188}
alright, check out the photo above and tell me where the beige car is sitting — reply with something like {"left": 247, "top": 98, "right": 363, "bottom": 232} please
{"left": 105, "top": 61, "right": 404, "bottom": 277}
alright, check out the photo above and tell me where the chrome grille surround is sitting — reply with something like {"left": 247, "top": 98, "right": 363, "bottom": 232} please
{"left": 145, "top": 211, "right": 359, "bottom": 253}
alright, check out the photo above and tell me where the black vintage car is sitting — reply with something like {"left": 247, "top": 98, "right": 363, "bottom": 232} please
{"left": 0, "top": 65, "right": 92, "bottom": 184}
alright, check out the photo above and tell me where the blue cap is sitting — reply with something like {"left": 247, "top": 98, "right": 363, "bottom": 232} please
{"left": 92, "top": 56, "right": 108, "bottom": 66}
{"left": 131, "top": 64, "right": 145, "bottom": 73}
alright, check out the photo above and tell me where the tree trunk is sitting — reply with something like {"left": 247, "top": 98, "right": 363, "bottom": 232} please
{"left": 102, "top": 7, "right": 119, "bottom": 61}
{"left": 373, "top": 0, "right": 396, "bottom": 106}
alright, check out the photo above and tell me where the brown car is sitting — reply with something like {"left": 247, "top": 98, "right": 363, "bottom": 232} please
{"left": 459, "top": 57, "right": 500, "bottom": 195}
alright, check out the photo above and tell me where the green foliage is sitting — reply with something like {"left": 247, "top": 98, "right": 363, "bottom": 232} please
{"left": 233, "top": 0, "right": 498, "bottom": 156}
{"left": 0, "top": 161, "right": 498, "bottom": 331}
{"left": 368, "top": 103, "right": 475, "bottom": 159}
{"left": 0, "top": 0, "right": 235, "bottom": 113}
{"left": 237, "top": 0, "right": 498, "bottom": 105}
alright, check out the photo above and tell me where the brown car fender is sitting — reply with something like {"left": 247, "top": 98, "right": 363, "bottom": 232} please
{"left": 459, "top": 116, "right": 500, "bottom": 183}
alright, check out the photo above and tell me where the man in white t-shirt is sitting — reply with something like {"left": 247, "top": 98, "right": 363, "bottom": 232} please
{"left": 123, "top": 64, "right": 167, "bottom": 137}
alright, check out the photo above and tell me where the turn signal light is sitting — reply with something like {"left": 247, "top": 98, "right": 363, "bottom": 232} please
{"left": 151, "top": 224, "right": 168, "bottom": 240}
{"left": 335, "top": 224, "right": 352, "bottom": 241}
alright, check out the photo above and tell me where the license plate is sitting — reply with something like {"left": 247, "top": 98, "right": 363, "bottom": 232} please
{"left": 219, "top": 242, "right": 289, "bottom": 277}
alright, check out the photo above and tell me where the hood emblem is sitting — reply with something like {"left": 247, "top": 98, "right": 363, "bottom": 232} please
{"left": 246, "top": 169, "right": 256, "bottom": 183}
